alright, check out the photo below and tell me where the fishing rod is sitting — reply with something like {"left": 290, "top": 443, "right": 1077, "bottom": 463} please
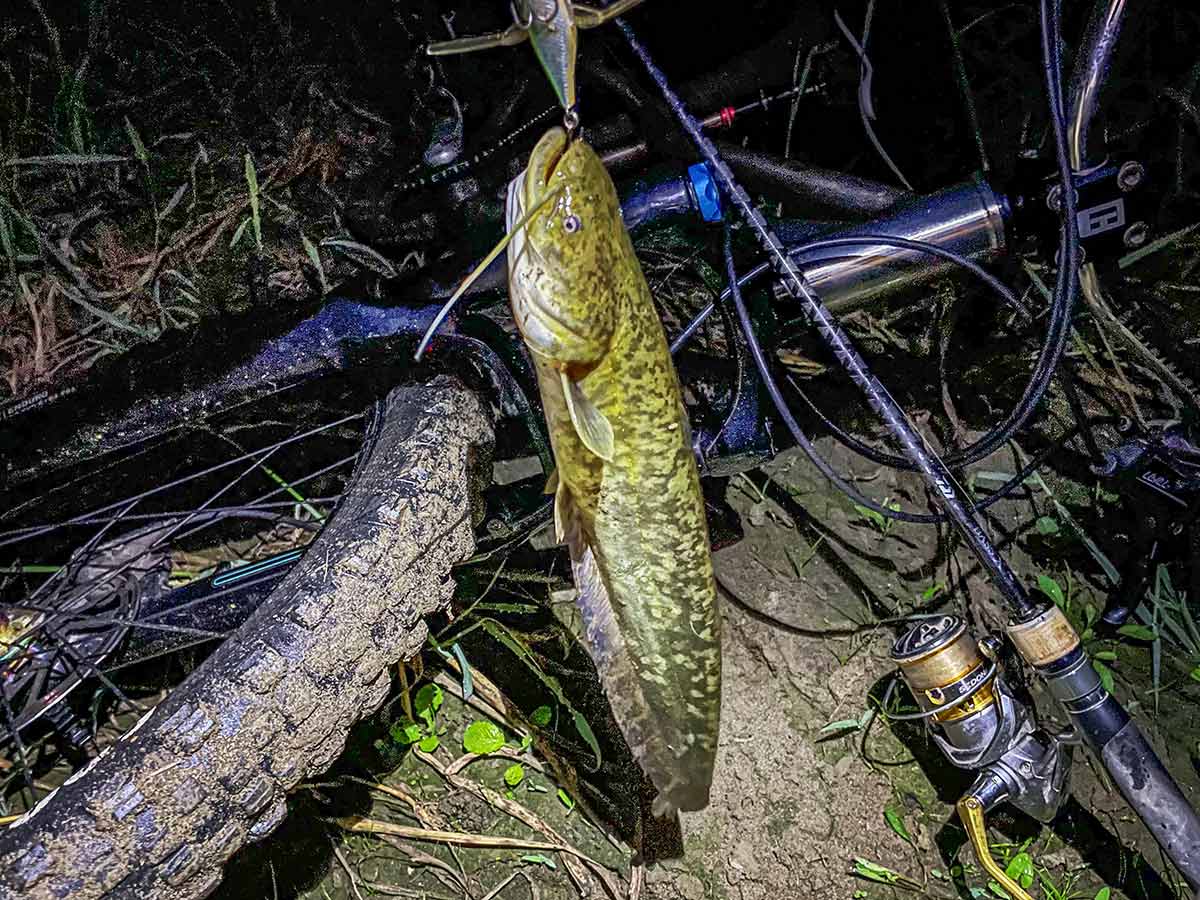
{"left": 615, "top": 4, "right": 1200, "bottom": 894}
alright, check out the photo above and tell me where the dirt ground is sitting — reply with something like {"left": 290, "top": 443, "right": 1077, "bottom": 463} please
{"left": 225, "top": 434, "right": 1200, "bottom": 900}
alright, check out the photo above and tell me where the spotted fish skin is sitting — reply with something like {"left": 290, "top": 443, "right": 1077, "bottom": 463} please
{"left": 506, "top": 126, "right": 721, "bottom": 814}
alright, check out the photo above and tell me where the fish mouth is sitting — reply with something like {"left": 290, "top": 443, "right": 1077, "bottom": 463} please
{"left": 526, "top": 126, "right": 571, "bottom": 199}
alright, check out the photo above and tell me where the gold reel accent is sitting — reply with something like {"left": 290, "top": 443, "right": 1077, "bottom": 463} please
{"left": 957, "top": 796, "right": 1034, "bottom": 900}
{"left": 892, "top": 619, "right": 997, "bottom": 722}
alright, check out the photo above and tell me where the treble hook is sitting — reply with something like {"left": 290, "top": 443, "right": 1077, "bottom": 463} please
{"left": 509, "top": 1, "right": 534, "bottom": 30}
{"left": 528, "top": 0, "right": 559, "bottom": 26}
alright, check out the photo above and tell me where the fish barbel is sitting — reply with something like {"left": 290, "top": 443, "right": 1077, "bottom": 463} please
{"left": 506, "top": 126, "right": 721, "bottom": 814}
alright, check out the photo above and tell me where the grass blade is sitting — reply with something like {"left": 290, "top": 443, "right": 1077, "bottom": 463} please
{"left": 244, "top": 152, "right": 262, "bottom": 252}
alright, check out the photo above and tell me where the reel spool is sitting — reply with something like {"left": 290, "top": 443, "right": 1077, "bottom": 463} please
{"left": 890, "top": 614, "right": 998, "bottom": 726}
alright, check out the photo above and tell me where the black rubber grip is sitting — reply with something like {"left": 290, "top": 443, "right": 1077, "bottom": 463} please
{"left": 1068, "top": 693, "right": 1200, "bottom": 889}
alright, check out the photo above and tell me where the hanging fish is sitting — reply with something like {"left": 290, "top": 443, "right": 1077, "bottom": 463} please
{"left": 505, "top": 126, "right": 722, "bottom": 814}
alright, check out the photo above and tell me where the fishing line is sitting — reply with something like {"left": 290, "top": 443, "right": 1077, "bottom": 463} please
{"left": 396, "top": 105, "right": 558, "bottom": 195}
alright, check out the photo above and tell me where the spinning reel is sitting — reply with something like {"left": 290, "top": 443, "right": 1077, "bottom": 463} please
{"left": 893, "top": 600, "right": 1200, "bottom": 899}
{"left": 892, "top": 615, "right": 1075, "bottom": 900}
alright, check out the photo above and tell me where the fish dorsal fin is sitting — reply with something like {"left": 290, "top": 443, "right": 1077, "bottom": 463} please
{"left": 560, "top": 371, "right": 614, "bottom": 462}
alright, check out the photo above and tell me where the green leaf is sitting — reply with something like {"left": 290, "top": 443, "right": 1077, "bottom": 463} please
{"left": 921, "top": 582, "right": 945, "bottom": 602}
{"left": 418, "top": 734, "right": 440, "bottom": 753}
{"left": 556, "top": 788, "right": 575, "bottom": 810}
{"left": 1118, "top": 623, "right": 1157, "bottom": 642}
{"left": 244, "top": 152, "right": 262, "bottom": 251}
{"left": 819, "top": 718, "right": 861, "bottom": 737}
{"left": 1037, "top": 574, "right": 1066, "bottom": 608}
{"left": 1035, "top": 516, "right": 1060, "bottom": 535}
{"left": 301, "top": 234, "right": 328, "bottom": 293}
{"left": 988, "top": 881, "right": 1010, "bottom": 898}
{"left": 570, "top": 709, "right": 602, "bottom": 771}
{"left": 853, "top": 504, "right": 887, "bottom": 531}
{"left": 853, "top": 858, "right": 900, "bottom": 885}
{"left": 448, "top": 642, "right": 473, "bottom": 700}
{"left": 1093, "top": 650, "right": 1118, "bottom": 661}
{"left": 478, "top": 619, "right": 600, "bottom": 770}
{"left": 530, "top": 705, "right": 553, "bottom": 727}
{"left": 389, "top": 720, "right": 422, "bottom": 745}
{"left": 415, "top": 684, "right": 444, "bottom": 726}
{"left": 504, "top": 764, "right": 525, "bottom": 787}
{"left": 230, "top": 216, "right": 250, "bottom": 248}
{"left": 1093, "top": 659, "right": 1115, "bottom": 694}
{"left": 1190, "top": 667, "right": 1200, "bottom": 684}
{"left": 1004, "top": 852, "right": 1035, "bottom": 889}
{"left": 1094, "top": 888, "right": 1111, "bottom": 900}
{"left": 463, "top": 720, "right": 505, "bottom": 754}
{"left": 124, "top": 117, "right": 149, "bottom": 166}
{"left": 474, "top": 601, "right": 542, "bottom": 614}
{"left": 884, "top": 808, "right": 912, "bottom": 845}
{"left": 520, "top": 854, "right": 557, "bottom": 870}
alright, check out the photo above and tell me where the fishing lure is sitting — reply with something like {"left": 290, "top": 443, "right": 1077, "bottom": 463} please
{"left": 427, "top": 0, "right": 648, "bottom": 119}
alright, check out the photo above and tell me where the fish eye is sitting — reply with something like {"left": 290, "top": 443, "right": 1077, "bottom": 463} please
{"left": 563, "top": 214, "right": 581, "bottom": 234}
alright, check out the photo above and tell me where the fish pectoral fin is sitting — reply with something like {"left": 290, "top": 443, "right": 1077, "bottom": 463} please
{"left": 561, "top": 372, "right": 614, "bottom": 462}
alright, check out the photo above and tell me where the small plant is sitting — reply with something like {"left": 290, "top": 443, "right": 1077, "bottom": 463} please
{"left": 388, "top": 683, "right": 445, "bottom": 752}
{"left": 1037, "top": 572, "right": 1067, "bottom": 609}
{"left": 434, "top": 615, "right": 602, "bottom": 769}
{"left": 920, "top": 582, "right": 946, "bottom": 604}
{"left": 231, "top": 152, "right": 264, "bottom": 253}
{"left": 785, "top": 535, "right": 825, "bottom": 577}
{"left": 462, "top": 720, "right": 505, "bottom": 754}
{"left": 883, "top": 807, "right": 913, "bottom": 846}
{"left": 986, "top": 838, "right": 1099, "bottom": 900}
{"left": 851, "top": 858, "right": 921, "bottom": 891}
{"left": 1034, "top": 515, "right": 1061, "bottom": 536}
{"left": 853, "top": 498, "right": 902, "bottom": 537}
{"left": 817, "top": 708, "right": 873, "bottom": 741}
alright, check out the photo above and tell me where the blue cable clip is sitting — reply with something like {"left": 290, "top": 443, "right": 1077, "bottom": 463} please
{"left": 687, "top": 162, "right": 723, "bottom": 223}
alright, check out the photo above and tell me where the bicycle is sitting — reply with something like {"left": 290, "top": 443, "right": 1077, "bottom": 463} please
{"left": 1, "top": 0, "right": 1199, "bottom": 897}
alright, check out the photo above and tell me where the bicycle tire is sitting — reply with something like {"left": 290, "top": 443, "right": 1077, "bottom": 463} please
{"left": 0, "top": 377, "right": 494, "bottom": 899}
